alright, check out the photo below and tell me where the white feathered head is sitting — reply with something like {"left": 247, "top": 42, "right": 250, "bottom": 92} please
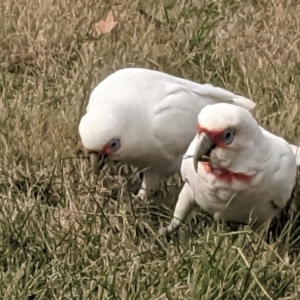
{"left": 193, "top": 103, "right": 262, "bottom": 175}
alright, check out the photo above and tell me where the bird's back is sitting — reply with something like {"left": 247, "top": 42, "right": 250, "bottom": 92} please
{"left": 86, "top": 68, "right": 188, "bottom": 112}
{"left": 86, "top": 68, "right": 254, "bottom": 112}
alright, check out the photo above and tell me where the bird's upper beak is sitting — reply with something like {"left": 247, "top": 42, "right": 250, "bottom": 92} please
{"left": 193, "top": 133, "right": 215, "bottom": 173}
{"left": 89, "top": 152, "right": 107, "bottom": 175}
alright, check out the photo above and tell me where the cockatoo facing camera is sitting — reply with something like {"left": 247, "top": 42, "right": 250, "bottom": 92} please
{"left": 159, "top": 103, "right": 297, "bottom": 235}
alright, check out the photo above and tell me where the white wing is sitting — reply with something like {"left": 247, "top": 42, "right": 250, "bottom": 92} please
{"left": 152, "top": 82, "right": 255, "bottom": 159}
{"left": 260, "top": 127, "right": 300, "bottom": 167}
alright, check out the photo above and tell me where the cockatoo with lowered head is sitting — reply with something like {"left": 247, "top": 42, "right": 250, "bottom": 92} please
{"left": 78, "top": 68, "right": 256, "bottom": 197}
{"left": 159, "top": 103, "right": 298, "bottom": 235}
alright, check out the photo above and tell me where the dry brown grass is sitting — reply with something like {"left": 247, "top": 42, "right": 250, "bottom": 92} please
{"left": 1, "top": 0, "right": 300, "bottom": 299}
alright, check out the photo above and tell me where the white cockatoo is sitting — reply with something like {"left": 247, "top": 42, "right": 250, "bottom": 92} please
{"left": 78, "top": 68, "right": 256, "bottom": 197}
{"left": 159, "top": 103, "right": 298, "bottom": 235}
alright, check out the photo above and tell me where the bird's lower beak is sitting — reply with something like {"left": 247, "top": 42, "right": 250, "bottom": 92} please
{"left": 89, "top": 152, "right": 107, "bottom": 175}
{"left": 193, "top": 133, "right": 215, "bottom": 173}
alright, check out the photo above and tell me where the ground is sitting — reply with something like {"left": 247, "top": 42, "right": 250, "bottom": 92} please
{"left": 1, "top": 0, "right": 300, "bottom": 299}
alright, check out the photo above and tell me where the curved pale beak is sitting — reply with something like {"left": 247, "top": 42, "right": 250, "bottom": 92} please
{"left": 89, "top": 152, "right": 107, "bottom": 175}
{"left": 193, "top": 133, "right": 214, "bottom": 173}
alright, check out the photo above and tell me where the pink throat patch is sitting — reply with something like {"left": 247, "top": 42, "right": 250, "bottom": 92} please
{"left": 201, "top": 162, "right": 251, "bottom": 183}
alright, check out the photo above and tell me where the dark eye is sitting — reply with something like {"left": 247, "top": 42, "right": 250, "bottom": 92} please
{"left": 108, "top": 138, "right": 121, "bottom": 152}
{"left": 222, "top": 129, "right": 235, "bottom": 145}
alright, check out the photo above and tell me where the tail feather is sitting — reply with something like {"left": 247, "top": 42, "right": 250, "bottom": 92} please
{"left": 231, "top": 95, "right": 256, "bottom": 111}
{"left": 289, "top": 144, "right": 300, "bottom": 166}
{"left": 191, "top": 84, "right": 256, "bottom": 111}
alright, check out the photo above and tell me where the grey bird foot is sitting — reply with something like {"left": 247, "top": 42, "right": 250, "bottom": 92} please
{"left": 137, "top": 188, "right": 158, "bottom": 199}
{"left": 158, "top": 217, "right": 183, "bottom": 236}
{"left": 137, "top": 189, "right": 146, "bottom": 199}
{"left": 158, "top": 226, "right": 169, "bottom": 236}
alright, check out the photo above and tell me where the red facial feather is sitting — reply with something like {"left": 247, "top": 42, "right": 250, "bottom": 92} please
{"left": 197, "top": 124, "right": 251, "bottom": 183}
{"left": 197, "top": 124, "right": 227, "bottom": 147}
{"left": 102, "top": 144, "right": 113, "bottom": 155}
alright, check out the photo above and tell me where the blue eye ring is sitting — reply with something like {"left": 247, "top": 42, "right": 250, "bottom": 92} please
{"left": 108, "top": 138, "right": 121, "bottom": 152}
{"left": 222, "top": 129, "right": 235, "bottom": 145}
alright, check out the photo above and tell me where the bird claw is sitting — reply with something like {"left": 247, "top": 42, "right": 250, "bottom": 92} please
{"left": 137, "top": 189, "right": 146, "bottom": 199}
{"left": 137, "top": 188, "right": 158, "bottom": 199}
{"left": 159, "top": 218, "right": 182, "bottom": 236}
{"left": 158, "top": 226, "right": 169, "bottom": 236}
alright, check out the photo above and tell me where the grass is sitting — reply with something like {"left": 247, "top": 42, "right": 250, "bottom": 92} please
{"left": 1, "top": 0, "right": 300, "bottom": 298}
